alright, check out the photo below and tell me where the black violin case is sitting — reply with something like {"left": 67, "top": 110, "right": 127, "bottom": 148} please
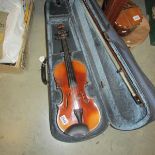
{"left": 41, "top": 0, "right": 155, "bottom": 142}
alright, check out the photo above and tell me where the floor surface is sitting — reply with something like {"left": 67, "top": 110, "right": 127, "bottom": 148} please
{"left": 0, "top": 1, "right": 155, "bottom": 155}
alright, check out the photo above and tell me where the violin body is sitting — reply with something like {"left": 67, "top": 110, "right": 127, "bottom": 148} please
{"left": 53, "top": 60, "right": 100, "bottom": 132}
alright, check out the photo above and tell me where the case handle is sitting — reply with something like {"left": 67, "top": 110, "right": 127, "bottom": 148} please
{"left": 41, "top": 57, "right": 48, "bottom": 85}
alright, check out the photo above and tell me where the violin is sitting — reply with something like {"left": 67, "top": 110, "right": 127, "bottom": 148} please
{"left": 53, "top": 24, "right": 101, "bottom": 136}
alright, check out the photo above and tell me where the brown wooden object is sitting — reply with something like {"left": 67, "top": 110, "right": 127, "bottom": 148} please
{"left": 114, "top": 1, "right": 143, "bottom": 36}
{"left": 123, "top": 16, "right": 150, "bottom": 48}
{"left": 104, "top": 0, "right": 128, "bottom": 25}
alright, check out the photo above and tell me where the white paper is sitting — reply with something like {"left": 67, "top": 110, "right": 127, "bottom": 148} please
{"left": 0, "top": 0, "right": 25, "bottom": 63}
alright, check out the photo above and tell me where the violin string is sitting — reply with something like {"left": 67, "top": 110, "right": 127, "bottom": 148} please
{"left": 63, "top": 40, "right": 79, "bottom": 110}
{"left": 58, "top": 28, "right": 82, "bottom": 115}
{"left": 64, "top": 39, "right": 76, "bottom": 84}
{"left": 63, "top": 38, "right": 76, "bottom": 86}
{"left": 61, "top": 39, "right": 72, "bottom": 86}
{"left": 64, "top": 40, "right": 73, "bottom": 86}
{"left": 62, "top": 39, "right": 74, "bottom": 86}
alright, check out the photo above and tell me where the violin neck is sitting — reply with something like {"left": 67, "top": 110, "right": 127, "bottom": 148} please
{"left": 61, "top": 39, "right": 77, "bottom": 87}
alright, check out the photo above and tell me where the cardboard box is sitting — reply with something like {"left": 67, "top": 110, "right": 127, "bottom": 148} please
{"left": 0, "top": 11, "right": 8, "bottom": 59}
{"left": 0, "top": 2, "right": 33, "bottom": 73}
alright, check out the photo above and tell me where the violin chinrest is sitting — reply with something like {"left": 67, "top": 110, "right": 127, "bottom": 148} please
{"left": 65, "top": 123, "right": 89, "bottom": 137}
